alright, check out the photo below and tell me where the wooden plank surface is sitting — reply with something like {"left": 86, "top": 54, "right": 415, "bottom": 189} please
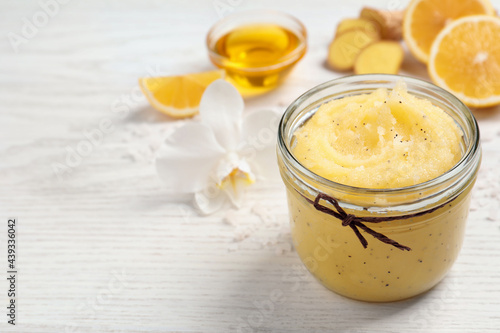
{"left": 1, "top": 0, "right": 500, "bottom": 332}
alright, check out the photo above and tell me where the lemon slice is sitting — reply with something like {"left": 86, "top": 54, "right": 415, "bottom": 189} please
{"left": 403, "top": 0, "right": 495, "bottom": 64}
{"left": 428, "top": 15, "right": 500, "bottom": 108}
{"left": 139, "top": 70, "right": 224, "bottom": 118}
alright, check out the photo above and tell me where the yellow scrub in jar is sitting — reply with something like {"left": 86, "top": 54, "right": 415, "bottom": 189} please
{"left": 277, "top": 76, "right": 481, "bottom": 302}
{"left": 293, "top": 81, "right": 462, "bottom": 188}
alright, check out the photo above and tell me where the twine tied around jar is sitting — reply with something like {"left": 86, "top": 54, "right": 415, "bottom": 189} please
{"left": 313, "top": 193, "right": 450, "bottom": 251}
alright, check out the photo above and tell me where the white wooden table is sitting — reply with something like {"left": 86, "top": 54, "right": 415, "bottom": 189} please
{"left": 2, "top": 0, "right": 500, "bottom": 332}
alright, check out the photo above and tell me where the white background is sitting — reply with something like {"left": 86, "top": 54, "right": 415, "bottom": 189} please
{"left": 1, "top": 0, "right": 500, "bottom": 332}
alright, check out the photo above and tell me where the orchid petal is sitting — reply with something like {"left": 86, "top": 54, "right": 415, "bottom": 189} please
{"left": 155, "top": 123, "right": 225, "bottom": 193}
{"left": 194, "top": 189, "right": 228, "bottom": 215}
{"left": 213, "top": 152, "right": 251, "bottom": 183}
{"left": 223, "top": 178, "right": 247, "bottom": 209}
{"left": 199, "top": 79, "right": 244, "bottom": 151}
{"left": 212, "top": 153, "right": 254, "bottom": 209}
{"left": 239, "top": 110, "right": 281, "bottom": 180}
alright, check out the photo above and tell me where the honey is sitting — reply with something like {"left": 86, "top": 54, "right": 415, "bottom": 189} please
{"left": 207, "top": 12, "right": 307, "bottom": 95}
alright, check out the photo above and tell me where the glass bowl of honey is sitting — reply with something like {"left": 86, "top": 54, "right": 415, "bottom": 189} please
{"left": 206, "top": 10, "right": 307, "bottom": 96}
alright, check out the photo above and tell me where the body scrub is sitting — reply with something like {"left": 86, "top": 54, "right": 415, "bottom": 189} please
{"left": 277, "top": 75, "right": 481, "bottom": 302}
{"left": 293, "top": 81, "right": 461, "bottom": 188}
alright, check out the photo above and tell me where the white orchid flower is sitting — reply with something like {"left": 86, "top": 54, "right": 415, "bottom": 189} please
{"left": 155, "top": 79, "right": 279, "bottom": 214}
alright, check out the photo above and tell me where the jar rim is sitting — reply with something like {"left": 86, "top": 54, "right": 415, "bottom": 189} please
{"left": 277, "top": 74, "right": 481, "bottom": 199}
{"left": 206, "top": 9, "right": 308, "bottom": 72}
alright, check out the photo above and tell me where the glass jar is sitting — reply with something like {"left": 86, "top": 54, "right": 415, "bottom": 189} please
{"left": 277, "top": 75, "right": 481, "bottom": 302}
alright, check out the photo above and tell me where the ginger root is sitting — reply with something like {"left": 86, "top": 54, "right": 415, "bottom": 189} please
{"left": 354, "top": 41, "right": 404, "bottom": 74}
{"left": 327, "top": 30, "right": 379, "bottom": 71}
{"left": 360, "top": 7, "right": 404, "bottom": 40}
{"left": 336, "top": 18, "right": 380, "bottom": 37}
